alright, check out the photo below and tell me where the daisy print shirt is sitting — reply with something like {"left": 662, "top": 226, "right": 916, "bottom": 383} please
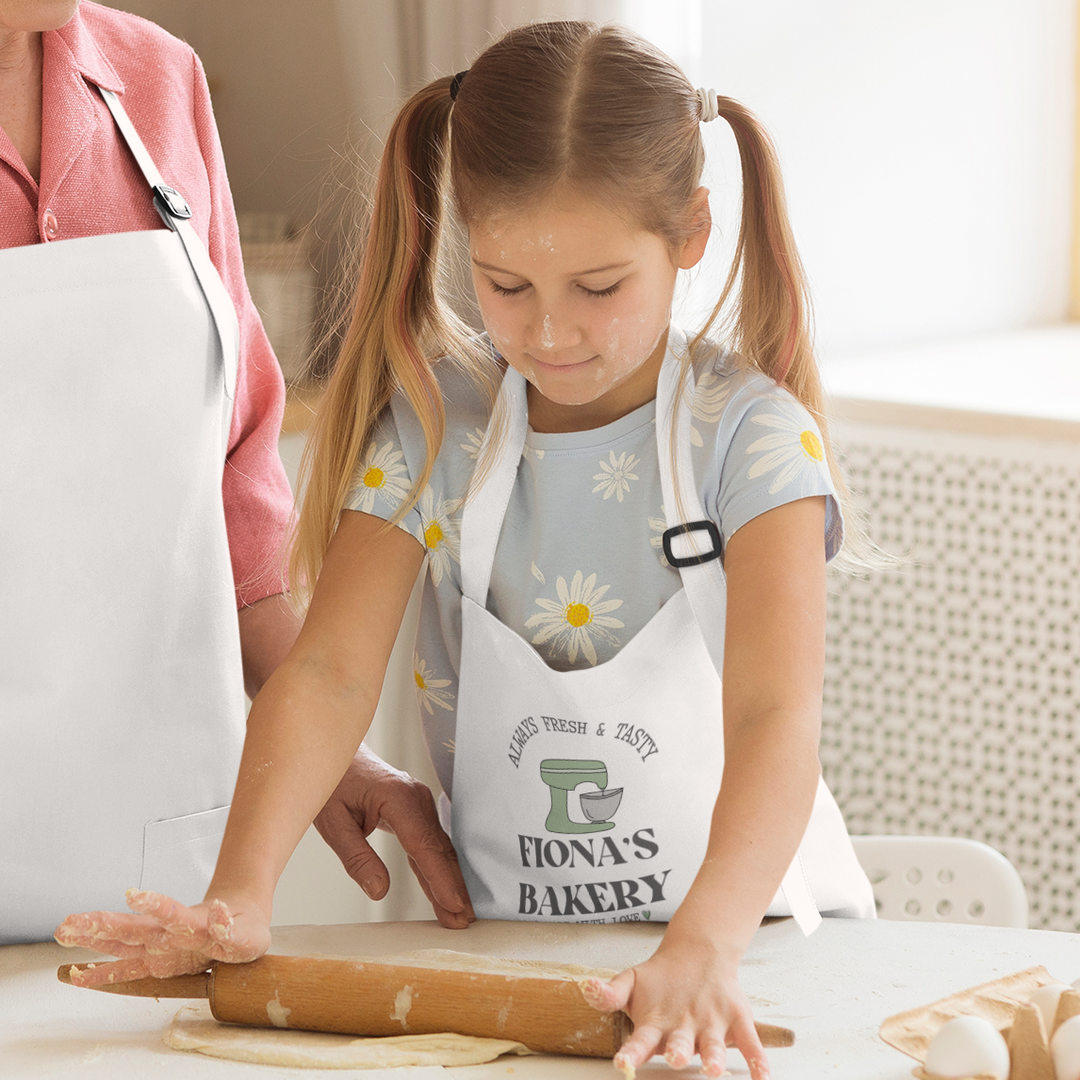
{"left": 344, "top": 329, "right": 842, "bottom": 798}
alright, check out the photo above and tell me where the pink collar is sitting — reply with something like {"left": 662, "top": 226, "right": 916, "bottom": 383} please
{"left": 50, "top": 6, "right": 124, "bottom": 94}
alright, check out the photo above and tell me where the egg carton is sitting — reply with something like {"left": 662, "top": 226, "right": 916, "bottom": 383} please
{"left": 880, "top": 966, "right": 1080, "bottom": 1080}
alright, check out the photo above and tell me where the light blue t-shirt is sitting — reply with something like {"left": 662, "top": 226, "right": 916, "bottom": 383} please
{"left": 345, "top": 332, "right": 841, "bottom": 797}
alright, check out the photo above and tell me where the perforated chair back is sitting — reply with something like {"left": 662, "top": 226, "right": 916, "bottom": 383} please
{"left": 850, "top": 835, "right": 1029, "bottom": 929}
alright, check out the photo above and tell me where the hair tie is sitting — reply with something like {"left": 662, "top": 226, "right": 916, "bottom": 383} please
{"left": 696, "top": 87, "right": 719, "bottom": 123}
{"left": 449, "top": 70, "right": 469, "bottom": 101}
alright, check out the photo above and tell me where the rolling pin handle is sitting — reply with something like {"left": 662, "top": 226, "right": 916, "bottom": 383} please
{"left": 56, "top": 964, "right": 211, "bottom": 999}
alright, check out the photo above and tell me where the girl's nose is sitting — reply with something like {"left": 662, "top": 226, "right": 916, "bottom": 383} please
{"left": 528, "top": 311, "right": 581, "bottom": 352}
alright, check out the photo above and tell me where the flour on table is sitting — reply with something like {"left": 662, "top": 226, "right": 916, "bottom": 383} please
{"left": 162, "top": 949, "right": 619, "bottom": 1070}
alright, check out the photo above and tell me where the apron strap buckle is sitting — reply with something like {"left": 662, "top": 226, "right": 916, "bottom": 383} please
{"left": 662, "top": 519, "right": 722, "bottom": 568}
{"left": 153, "top": 185, "right": 193, "bottom": 230}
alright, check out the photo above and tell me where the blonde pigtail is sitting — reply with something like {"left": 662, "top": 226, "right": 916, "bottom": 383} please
{"left": 289, "top": 78, "right": 484, "bottom": 601}
{"left": 691, "top": 99, "right": 813, "bottom": 400}
{"left": 682, "top": 98, "right": 880, "bottom": 568}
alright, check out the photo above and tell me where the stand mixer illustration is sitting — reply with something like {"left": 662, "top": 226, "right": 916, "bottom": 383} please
{"left": 539, "top": 759, "right": 623, "bottom": 834}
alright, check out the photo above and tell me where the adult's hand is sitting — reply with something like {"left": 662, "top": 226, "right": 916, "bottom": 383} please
{"left": 315, "top": 745, "right": 474, "bottom": 929}
{"left": 54, "top": 889, "right": 270, "bottom": 987}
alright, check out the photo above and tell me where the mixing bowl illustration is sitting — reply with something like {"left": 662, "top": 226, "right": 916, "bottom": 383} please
{"left": 539, "top": 759, "right": 622, "bottom": 833}
{"left": 579, "top": 787, "right": 623, "bottom": 822}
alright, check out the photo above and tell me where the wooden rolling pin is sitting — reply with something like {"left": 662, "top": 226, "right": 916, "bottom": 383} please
{"left": 58, "top": 955, "right": 795, "bottom": 1057}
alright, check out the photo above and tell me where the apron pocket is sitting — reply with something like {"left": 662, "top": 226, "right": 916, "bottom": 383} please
{"left": 141, "top": 805, "right": 230, "bottom": 905}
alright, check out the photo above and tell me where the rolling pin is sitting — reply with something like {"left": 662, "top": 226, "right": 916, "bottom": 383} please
{"left": 57, "top": 955, "right": 795, "bottom": 1057}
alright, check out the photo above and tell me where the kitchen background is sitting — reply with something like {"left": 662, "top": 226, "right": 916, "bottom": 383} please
{"left": 103, "top": 0, "right": 1080, "bottom": 929}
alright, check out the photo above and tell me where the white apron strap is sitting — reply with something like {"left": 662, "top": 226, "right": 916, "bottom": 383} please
{"left": 656, "top": 339, "right": 822, "bottom": 936}
{"left": 97, "top": 87, "right": 239, "bottom": 416}
{"left": 654, "top": 350, "right": 727, "bottom": 672}
{"left": 459, "top": 366, "right": 529, "bottom": 606}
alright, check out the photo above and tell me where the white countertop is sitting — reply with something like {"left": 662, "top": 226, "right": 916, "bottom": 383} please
{"left": 7, "top": 917, "right": 1080, "bottom": 1079}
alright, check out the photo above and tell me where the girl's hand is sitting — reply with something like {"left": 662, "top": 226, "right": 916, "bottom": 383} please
{"left": 54, "top": 888, "right": 270, "bottom": 987}
{"left": 582, "top": 934, "right": 769, "bottom": 1080}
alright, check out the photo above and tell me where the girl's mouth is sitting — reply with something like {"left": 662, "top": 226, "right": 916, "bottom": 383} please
{"left": 528, "top": 354, "right": 599, "bottom": 373}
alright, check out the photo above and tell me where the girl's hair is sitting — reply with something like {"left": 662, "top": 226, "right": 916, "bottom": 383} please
{"left": 291, "top": 20, "right": 854, "bottom": 598}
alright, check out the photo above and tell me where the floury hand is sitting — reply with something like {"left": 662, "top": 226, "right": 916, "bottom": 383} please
{"left": 54, "top": 890, "right": 270, "bottom": 986}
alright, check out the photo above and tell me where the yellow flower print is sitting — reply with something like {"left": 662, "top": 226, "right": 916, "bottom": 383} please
{"left": 745, "top": 401, "right": 828, "bottom": 495}
{"left": 525, "top": 571, "right": 624, "bottom": 666}
{"left": 592, "top": 451, "right": 640, "bottom": 502}
{"left": 690, "top": 368, "right": 734, "bottom": 447}
{"left": 800, "top": 429, "right": 824, "bottom": 460}
{"left": 351, "top": 440, "right": 409, "bottom": 513}
{"left": 413, "top": 655, "right": 454, "bottom": 714}
{"left": 416, "top": 487, "right": 461, "bottom": 586}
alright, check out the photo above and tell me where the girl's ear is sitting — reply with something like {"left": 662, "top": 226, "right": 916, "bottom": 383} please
{"left": 676, "top": 187, "right": 712, "bottom": 270}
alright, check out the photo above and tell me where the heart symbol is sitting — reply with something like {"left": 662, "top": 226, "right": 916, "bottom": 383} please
{"left": 643, "top": 910, "right": 651, "bottom": 920}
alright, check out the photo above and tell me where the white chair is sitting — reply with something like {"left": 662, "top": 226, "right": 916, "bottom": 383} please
{"left": 850, "top": 835, "right": 1029, "bottom": 929}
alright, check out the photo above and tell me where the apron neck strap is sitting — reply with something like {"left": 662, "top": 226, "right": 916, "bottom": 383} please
{"left": 96, "top": 87, "right": 239, "bottom": 409}
{"left": 654, "top": 336, "right": 728, "bottom": 672}
{"left": 459, "top": 363, "right": 529, "bottom": 607}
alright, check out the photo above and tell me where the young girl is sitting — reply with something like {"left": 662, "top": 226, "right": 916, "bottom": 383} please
{"left": 57, "top": 21, "right": 874, "bottom": 1079}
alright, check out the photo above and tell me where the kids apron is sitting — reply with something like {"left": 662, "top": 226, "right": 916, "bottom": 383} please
{"left": 0, "top": 88, "right": 245, "bottom": 943}
{"left": 450, "top": 341, "right": 875, "bottom": 930}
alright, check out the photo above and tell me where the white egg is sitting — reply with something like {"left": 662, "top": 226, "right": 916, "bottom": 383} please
{"left": 1030, "top": 983, "right": 1073, "bottom": 1036}
{"left": 924, "top": 1015, "right": 1010, "bottom": 1080}
{"left": 1052, "top": 1014, "right": 1080, "bottom": 1080}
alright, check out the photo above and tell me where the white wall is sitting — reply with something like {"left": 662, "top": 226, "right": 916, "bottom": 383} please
{"left": 688, "top": 0, "right": 1076, "bottom": 359}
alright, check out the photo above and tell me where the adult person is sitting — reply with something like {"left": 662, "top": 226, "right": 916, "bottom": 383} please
{"left": 0, "top": 0, "right": 470, "bottom": 942}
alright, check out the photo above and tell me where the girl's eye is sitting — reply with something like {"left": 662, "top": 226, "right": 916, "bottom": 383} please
{"left": 489, "top": 281, "right": 529, "bottom": 297}
{"left": 581, "top": 282, "right": 621, "bottom": 299}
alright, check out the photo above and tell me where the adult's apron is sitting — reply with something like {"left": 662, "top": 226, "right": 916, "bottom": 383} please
{"left": 450, "top": 341, "right": 875, "bottom": 930}
{"left": 0, "top": 88, "right": 244, "bottom": 943}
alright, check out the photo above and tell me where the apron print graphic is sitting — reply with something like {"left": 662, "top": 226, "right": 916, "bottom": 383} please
{"left": 540, "top": 758, "right": 622, "bottom": 833}
{"left": 509, "top": 716, "right": 672, "bottom": 923}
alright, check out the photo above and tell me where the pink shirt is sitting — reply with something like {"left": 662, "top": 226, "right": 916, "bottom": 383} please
{"left": 0, "top": 2, "right": 294, "bottom": 607}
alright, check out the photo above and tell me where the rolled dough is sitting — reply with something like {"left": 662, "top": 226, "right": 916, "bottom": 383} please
{"left": 165, "top": 1003, "right": 528, "bottom": 1069}
{"left": 162, "top": 949, "right": 619, "bottom": 1070}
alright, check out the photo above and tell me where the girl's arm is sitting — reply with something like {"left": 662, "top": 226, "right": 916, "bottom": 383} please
{"left": 56, "top": 510, "right": 427, "bottom": 981}
{"left": 587, "top": 495, "right": 828, "bottom": 1080}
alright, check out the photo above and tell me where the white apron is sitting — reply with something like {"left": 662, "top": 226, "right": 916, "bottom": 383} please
{"left": 450, "top": 342, "right": 875, "bottom": 930}
{"left": 0, "top": 89, "right": 245, "bottom": 943}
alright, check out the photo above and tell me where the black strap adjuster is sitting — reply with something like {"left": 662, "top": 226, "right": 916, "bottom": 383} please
{"left": 662, "top": 519, "right": 723, "bottom": 568}
{"left": 153, "top": 184, "right": 192, "bottom": 229}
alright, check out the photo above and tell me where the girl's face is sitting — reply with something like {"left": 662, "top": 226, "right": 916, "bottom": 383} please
{"left": 470, "top": 188, "right": 709, "bottom": 432}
